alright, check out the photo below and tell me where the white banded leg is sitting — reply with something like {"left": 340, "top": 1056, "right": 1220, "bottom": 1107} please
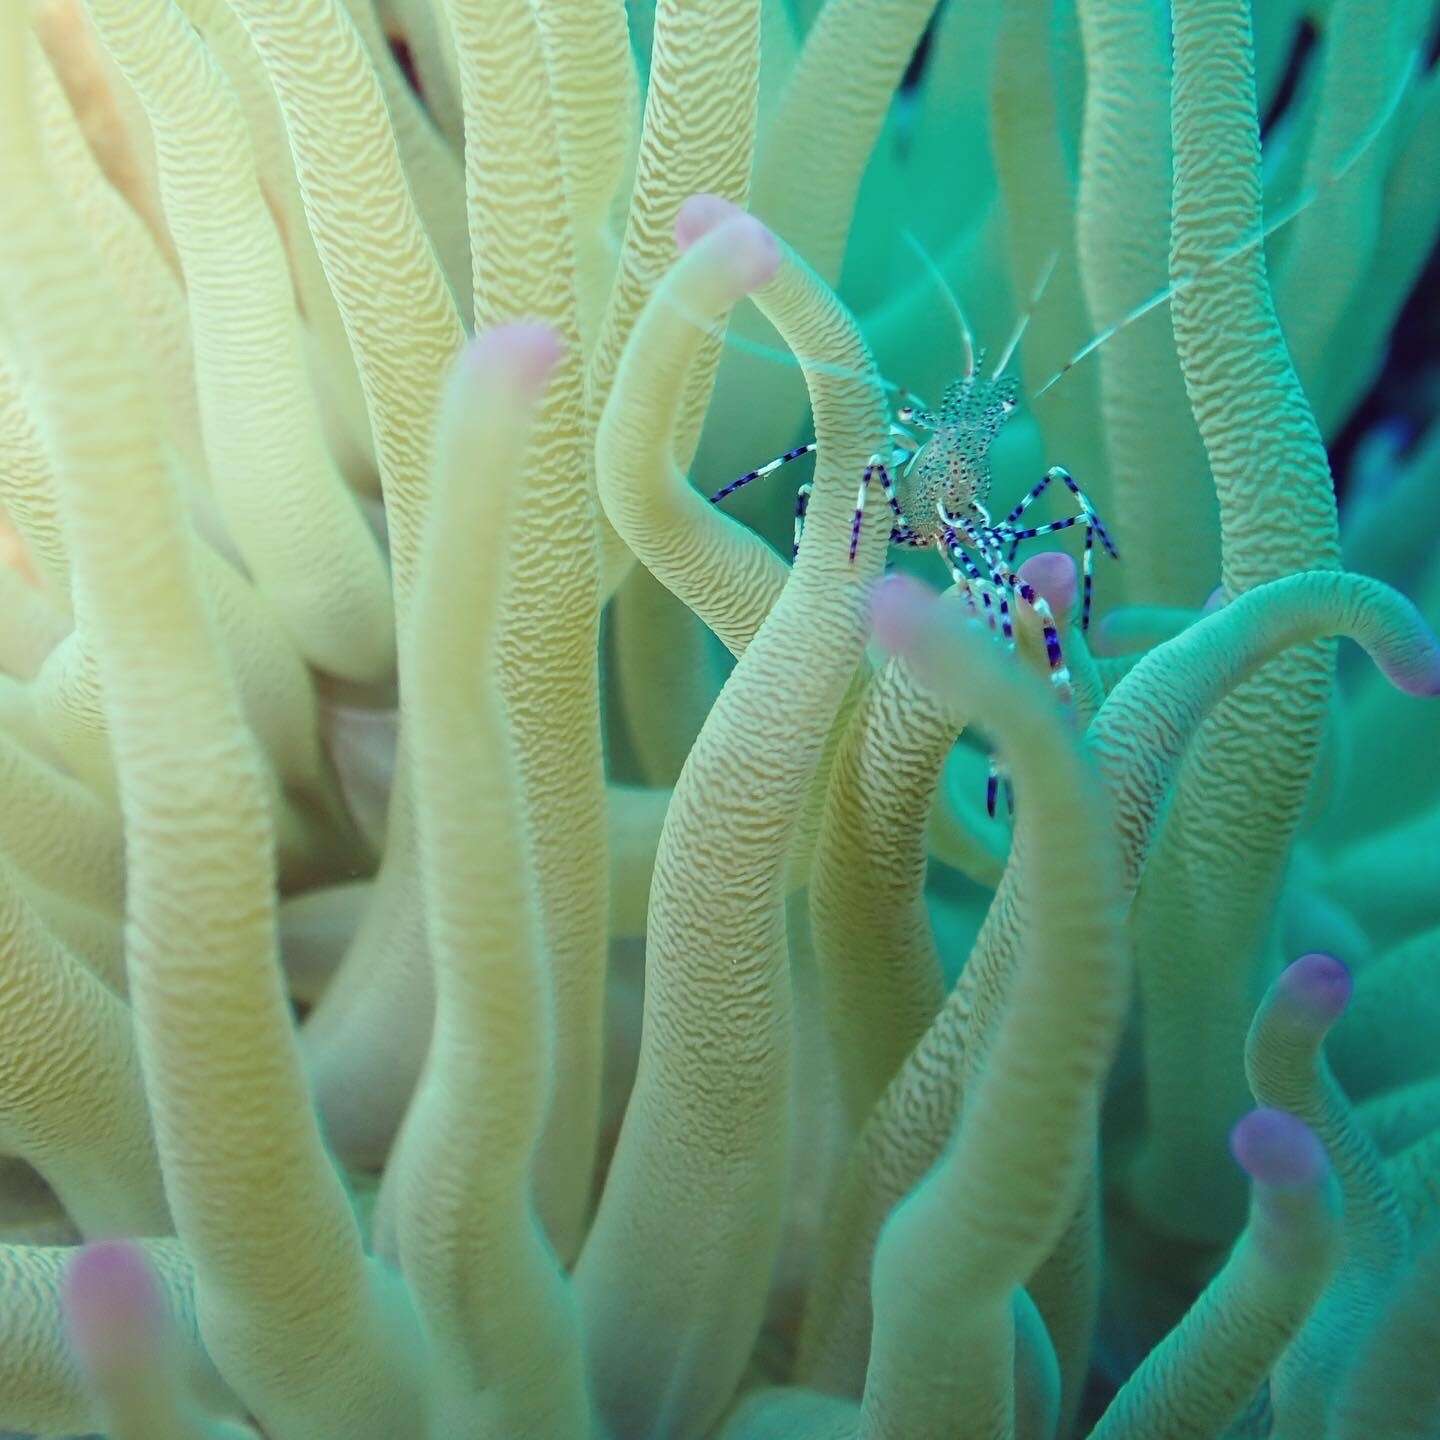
{"left": 848, "top": 458, "right": 900, "bottom": 562}
{"left": 710, "top": 442, "right": 816, "bottom": 504}
{"left": 939, "top": 533, "right": 1001, "bottom": 633}
{"left": 998, "top": 465, "right": 1119, "bottom": 631}
{"left": 792, "top": 482, "right": 812, "bottom": 558}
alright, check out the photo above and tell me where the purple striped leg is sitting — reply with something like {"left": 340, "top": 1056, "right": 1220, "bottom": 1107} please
{"left": 709, "top": 443, "right": 816, "bottom": 504}
{"left": 998, "top": 465, "right": 1118, "bottom": 630}
{"left": 848, "top": 458, "right": 901, "bottom": 562}
{"left": 938, "top": 531, "right": 1001, "bottom": 633}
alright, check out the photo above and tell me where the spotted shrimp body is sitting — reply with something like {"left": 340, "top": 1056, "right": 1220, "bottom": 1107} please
{"left": 710, "top": 348, "right": 1118, "bottom": 814}
{"left": 714, "top": 347, "right": 1116, "bottom": 675}
{"left": 888, "top": 358, "right": 1019, "bottom": 540}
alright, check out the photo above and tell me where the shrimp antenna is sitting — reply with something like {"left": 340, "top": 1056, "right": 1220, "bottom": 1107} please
{"left": 594, "top": 212, "right": 911, "bottom": 401}
{"left": 1033, "top": 45, "right": 1419, "bottom": 400}
{"left": 901, "top": 228, "right": 975, "bottom": 377}
{"left": 642, "top": 268, "right": 924, "bottom": 410}
{"left": 992, "top": 249, "right": 1059, "bottom": 379}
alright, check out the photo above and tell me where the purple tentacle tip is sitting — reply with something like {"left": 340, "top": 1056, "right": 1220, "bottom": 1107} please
{"left": 461, "top": 322, "right": 564, "bottom": 396}
{"left": 1387, "top": 621, "right": 1440, "bottom": 696}
{"left": 871, "top": 572, "right": 938, "bottom": 656}
{"left": 1018, "top": 550, "right": 1077, "bottom": 618}
{"left": 64, "top": 1241, "right": 162, "bottom": 1368}
{"left": 1201, "top": 585, "right": 1227, "bottom": 615}
{"left": 674, "top": 194, "right": 781, "bottom": 293}
{"left": 1230, "top": 1108, "right": 1328, "bottom": 1188}
{"left": 1278, "top": 951, "right": 1353, "bottom": 1023}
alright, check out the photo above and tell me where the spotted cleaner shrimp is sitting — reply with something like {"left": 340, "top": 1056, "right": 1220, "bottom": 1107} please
{"left": 709, "top": 264, "right": 1117, "bottom": 813}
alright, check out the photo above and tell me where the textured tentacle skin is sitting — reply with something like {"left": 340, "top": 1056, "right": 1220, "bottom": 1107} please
{"left": 857, "top": 576, "right": 1127, "bottom": 1440}
{"left": 334, "top": 0, "right": 470, "bottom": 318}
{"left": 8, "top": 417, "right": 351, "bottom": 841}
{"left": 0, "top": 1237, "right": 211, "bottom": 1437}
{"left": 752, "top": 0, "right": 940, "bottom": 287}
{"left": 223, "top": 0, "right": 464, "bottom": 616}
{"left": 0, "top": 864, "right": 166, "bottom": 1237}
{"left": 1331, "top": 1222, "right": 1440, "bottom": 1440}
{"left": 1074, "top": 0, "right": 1217, "bottom": 607}
{"left": 392, "top": 328, "right": 590, "bottom": 1437}
{"left": 26, "top": 624, "right": 117, "bottom": 798}
{"left": 174, "top": 0, "right": 376, "bottom": 484}
{"left": 808, "top": 655, "right": 950, "bottom": 1136}
{"left": 0, "top": 723, "right": 122, "bottom": 917}
{"left": 595, "top": 207, "right": 790, "bottom": 656}
{"left": 1127, "top": 0, "right": 1342, "bottom": 1250}
{"left": 0, "top": 345, "right": 74, "bottom": 608}
{"left": 82, "top": 0, "right": 396, "bottom": 686}
{"left": 444, "top": 0, "right": 606, "bottom": 1259}
{"left": 16, "top": 887, "right": 123, "bottom": 999}
{"left": 30, "top": 0, "right": 178, "bottom": 279}
{"left": 799, "top": 567, "right": 1440, "bottom": 1393}
{"left": 29, "top": 36, "right": 205, "bottom": 497}
{"left": 585, "top": 0, "right": 760, "bottom": 593}
{"left": 576, "top": 197, "right": 887, "bottom": 1440}
{"left": 0, "top": 561, "right": 66, "bottom": 679}
{"left": 1244, "top": 954, "right": 1409, "bottom": 1440}
{"left": 1089, "top": 1110, "right": 1341, "bottom": 1440}
{"left": 530, "top": 0, "right": 633, "bottom": 349}
{"left": 0, "top": 19, "right": 424, "bottom": 1437}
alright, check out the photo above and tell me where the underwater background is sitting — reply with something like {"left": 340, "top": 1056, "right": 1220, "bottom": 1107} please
{"left": 1, "top": 0, "right": 1439, "bottom": 1435}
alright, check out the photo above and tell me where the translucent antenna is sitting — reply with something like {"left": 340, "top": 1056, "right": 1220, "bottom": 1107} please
{"left": 992, "top": 249, "right": 1059, "bottom": 379}
{"left": 646, "top": 275, "right": 924, "bottom": 411}
{"left": 901, "top": 228, "right": 975, "bottom": 376}
{"left": 1034, "top": 45, "right": 1419, "bottom": 400}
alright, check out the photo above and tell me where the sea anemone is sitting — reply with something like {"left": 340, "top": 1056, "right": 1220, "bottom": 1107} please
{"left": 1, "top": 0, "right": 1439, "bottom": 1437}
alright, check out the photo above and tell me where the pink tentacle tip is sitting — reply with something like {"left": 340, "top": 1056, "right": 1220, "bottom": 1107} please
{"left": 674, "top": 194, "right": 781, "bottom": 293}
{"left": 1230, "top": 1108, "right": 1328, "bottom": 1188}
{"left": 64, "top": 1241, "right": 163, "bottom": 1367}
{"left": 1382, "top": 620, "right": 1440, "bottom": 697}
{"left": 462, "top": 322, "right": 565, "bottom": 395}
{"left": 1278, "top": 951, "right": 1353, "bottom": 1023}
{"left": 871, "top": 572, "right": 940, "bottom": 655}
{"left": 1018, "top": 550, "right": 1077, "bottom": 618}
